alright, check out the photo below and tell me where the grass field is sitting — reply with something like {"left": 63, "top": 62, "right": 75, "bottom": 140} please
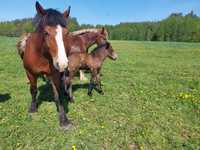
{"left": 0, "top": 36, "right": 200, "bottom": 149}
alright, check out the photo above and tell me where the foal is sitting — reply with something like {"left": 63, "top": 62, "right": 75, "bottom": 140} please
{"left": 64, "top": 42, "right": 118, "bottom": 102}
{"left": 64, "top": 28, "right": 109, "bottom": 80}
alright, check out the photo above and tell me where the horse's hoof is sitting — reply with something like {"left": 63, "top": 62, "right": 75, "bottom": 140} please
{"left": 69, "top": 96, "right": 75, "bottom": 103}
{"left": 88, "top": 92, "right": 92, "bottom": 97}
{"left": 99, "top": 91, "right": 104, "bottom": 95}
{"left": 80, "top": 77, "right": 88, "bottom": 81}
{"left": 60, "top": 121, "right": 73, "bottom": 130}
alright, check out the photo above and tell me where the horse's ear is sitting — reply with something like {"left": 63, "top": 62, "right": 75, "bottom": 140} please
{"left": 36, "top": 1, "right": 46, "bottom": 16}
{"left": 63, "top": 6, "right": 71, "bottom": 19}
{"left": 101, "top": 27, "right": 105, "bottom": 34}
{"left": 101, "top": 27, "right": 108, "bottom": 38}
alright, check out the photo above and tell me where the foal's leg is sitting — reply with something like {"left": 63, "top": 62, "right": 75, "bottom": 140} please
{"left": 95, "top": 72, "right": 104, "bottom": 95}
{"left": 64, "top": 71, "right": 75, "bottom": 103}
{"left": 26, "top": 72, "right": 38, "bottom": 113}
{"left": 88, "top": 69, "right": 97, "bottom": 96}
{"left": 80, "top": 70, "right": 87, "bottom": 81}
{"left": 50, "top": 73, "right": 71, "bottom": 127}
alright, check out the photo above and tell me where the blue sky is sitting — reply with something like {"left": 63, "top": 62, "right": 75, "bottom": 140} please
{"left": 0, "top": 0, "right": 200, "bottom": 25}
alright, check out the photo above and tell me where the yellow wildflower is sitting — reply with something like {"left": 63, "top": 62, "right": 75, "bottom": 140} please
{"left": 101, "top": 125, "right": 105, "bottom": 129}
{"left": 72, "top": 145, "right": 76, "bottom": 150}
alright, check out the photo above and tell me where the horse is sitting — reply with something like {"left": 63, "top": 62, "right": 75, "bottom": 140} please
{"left": 21, "top": 1, "right": 71, "bottom": 127}
{"left": 64, "top": 42, "right": 118, "bottom": 102}
{"left": 17, "top": 27, "right": 109, "bottom": 81}
{"left": 71, "top": 27, "right": 108, "bottom": 52}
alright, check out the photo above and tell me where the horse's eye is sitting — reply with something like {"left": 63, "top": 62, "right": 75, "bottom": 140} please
{"left": 44, "top": 32, "right": 49, "bottom": 36}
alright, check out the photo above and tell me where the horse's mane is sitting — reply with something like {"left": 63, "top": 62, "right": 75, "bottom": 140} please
{"left": 33, "top": 8, "right": 67, "bottom": 29}
{"left": 71, "top": 29, "right": 100, "bottom": 36}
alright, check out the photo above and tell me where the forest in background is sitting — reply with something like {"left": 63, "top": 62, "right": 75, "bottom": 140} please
{"left": 0, "top": 11, "right": 200, "bottom": 42}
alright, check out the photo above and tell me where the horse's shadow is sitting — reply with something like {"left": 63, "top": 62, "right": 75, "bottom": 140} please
{"left": 36, "top": 82, "right": 96, "bottom": 113}
{"left": 0, "top": 93, "right": 11, "bottom": 103}
{"left": 37, "top": 82, "right": 69, "bottom": 113}
{"left": 72, "top": 82, "right": 103, "bottom": 95}
{"left": 72, "top": 83, "right": 89, "bottom": 93}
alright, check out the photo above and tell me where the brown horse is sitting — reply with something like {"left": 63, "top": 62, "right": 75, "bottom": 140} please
{"left": 21, "top": 1, "right": 71, "bottom": 127}
{"left": 17, "top": 28, "right": 108, "bottom": 81}
{"left": 64, "top": 42, "right": 118, "bottom": 102}
{"left": 71, "top": 27, "right": 108, "bottom": 52}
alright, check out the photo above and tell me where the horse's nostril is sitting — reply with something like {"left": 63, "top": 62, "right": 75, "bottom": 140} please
{"left": 56, "top": 62, "right": 60, "bottom": 69}
{"left": 56, "top": 62, "right": 59, "bottom": 67}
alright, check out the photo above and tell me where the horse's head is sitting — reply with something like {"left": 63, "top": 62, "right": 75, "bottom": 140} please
{"left": 35, "top": 1, "right": 70, "bottom": 72}
{"left": 105, "top": 42, "right": 118, "bottom": 60}
{"left": 96, "top": 27, "right": 108, "bottom": 45}
{"left": 43, "top": 25, "right": 69, "bottom": 72}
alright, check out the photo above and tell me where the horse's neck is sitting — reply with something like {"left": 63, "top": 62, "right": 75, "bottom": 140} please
{"left": 31, "top": 32, "right": 47, "bottom": 55}
{"left": 82, "top": 33, "right": 98, "bottom": 48}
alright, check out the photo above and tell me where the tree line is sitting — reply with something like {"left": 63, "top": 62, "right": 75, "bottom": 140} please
{"left": 0, "top": 11, "right": 200, "bottom": 42}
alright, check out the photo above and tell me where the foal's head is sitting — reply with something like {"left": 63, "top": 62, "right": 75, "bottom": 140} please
{"left": 104, "top": 42, "right": 118, "bottom": 60}
{"left": 96, "top": 27, "right": 108, "bottom": 45}
{"left": 35, "top": 1, "right": 70, "bottom": 72}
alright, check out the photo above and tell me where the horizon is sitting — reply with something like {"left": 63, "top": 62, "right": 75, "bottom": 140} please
{"left": 0, "top": 0, "right": 200, "bottom": 25}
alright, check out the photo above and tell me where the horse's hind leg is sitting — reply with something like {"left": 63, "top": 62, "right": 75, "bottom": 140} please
{"left": 26, "top": 72, "right": 38, "bottom": 113}
{"left": 80, "top": 70, "right": 87, "bottom": 81}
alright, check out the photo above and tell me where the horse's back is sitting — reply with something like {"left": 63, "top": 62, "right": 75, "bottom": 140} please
{"left": 64, "top": 34, "right": 86, "bottom": 55}
{"left": 16, "top": 33, "right": 31, "bottom": 59}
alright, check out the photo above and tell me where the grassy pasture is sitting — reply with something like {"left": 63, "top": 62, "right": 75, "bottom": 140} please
{"left": 0, "top": 36, "right": 200, "bottom": 149}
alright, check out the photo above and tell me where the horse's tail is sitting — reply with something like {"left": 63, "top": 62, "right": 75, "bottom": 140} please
{"left": 16, "top": 33, "right": 31, "bottom": 59}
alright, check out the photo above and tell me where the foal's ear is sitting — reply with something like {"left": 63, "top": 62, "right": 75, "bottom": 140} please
{"left": 63, "top": 6, "right": 71, "bottom": 19}
{"left": 35, "top": 1, "right": 46, "bottom": 16}
{"left": 106, "top": 42, "right": 110, "bottom": 49}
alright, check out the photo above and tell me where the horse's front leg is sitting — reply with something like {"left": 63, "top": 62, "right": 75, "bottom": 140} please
{"left": 26, "top": 71, "right": 38, "bottom": 113}
{"left": 50, "top": 73, "right": 71, "bottom": 128}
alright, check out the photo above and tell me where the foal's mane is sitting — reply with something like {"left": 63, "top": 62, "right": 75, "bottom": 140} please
{"left": 90, "top": 42, "right": 108, "bottom": 55}
{"left": 33, "top": 8, "right": 67, "bottom": 29}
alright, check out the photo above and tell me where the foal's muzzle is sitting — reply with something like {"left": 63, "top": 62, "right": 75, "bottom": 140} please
{"left": 112, "top": 53, "right": 118, "bottom": 60}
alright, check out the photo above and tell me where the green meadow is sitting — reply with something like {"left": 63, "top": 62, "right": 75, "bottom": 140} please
{"left": 0, "top": 36, "right": 200, "bottom": 149}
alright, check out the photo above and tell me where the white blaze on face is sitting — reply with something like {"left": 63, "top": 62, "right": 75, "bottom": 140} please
{"left": 54, "top": 25, "right": 68, "bottom": 72}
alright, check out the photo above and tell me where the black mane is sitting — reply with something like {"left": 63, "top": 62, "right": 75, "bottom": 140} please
{"left": 33, "top": 8, "right": 67, "bottom": 30}
{"left": 91, "top": 42, "right": 109, "bottom": 55}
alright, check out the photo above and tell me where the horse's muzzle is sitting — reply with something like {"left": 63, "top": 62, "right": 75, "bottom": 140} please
{"left": 54, "top": 61, "right": 68, "bottom": 72}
